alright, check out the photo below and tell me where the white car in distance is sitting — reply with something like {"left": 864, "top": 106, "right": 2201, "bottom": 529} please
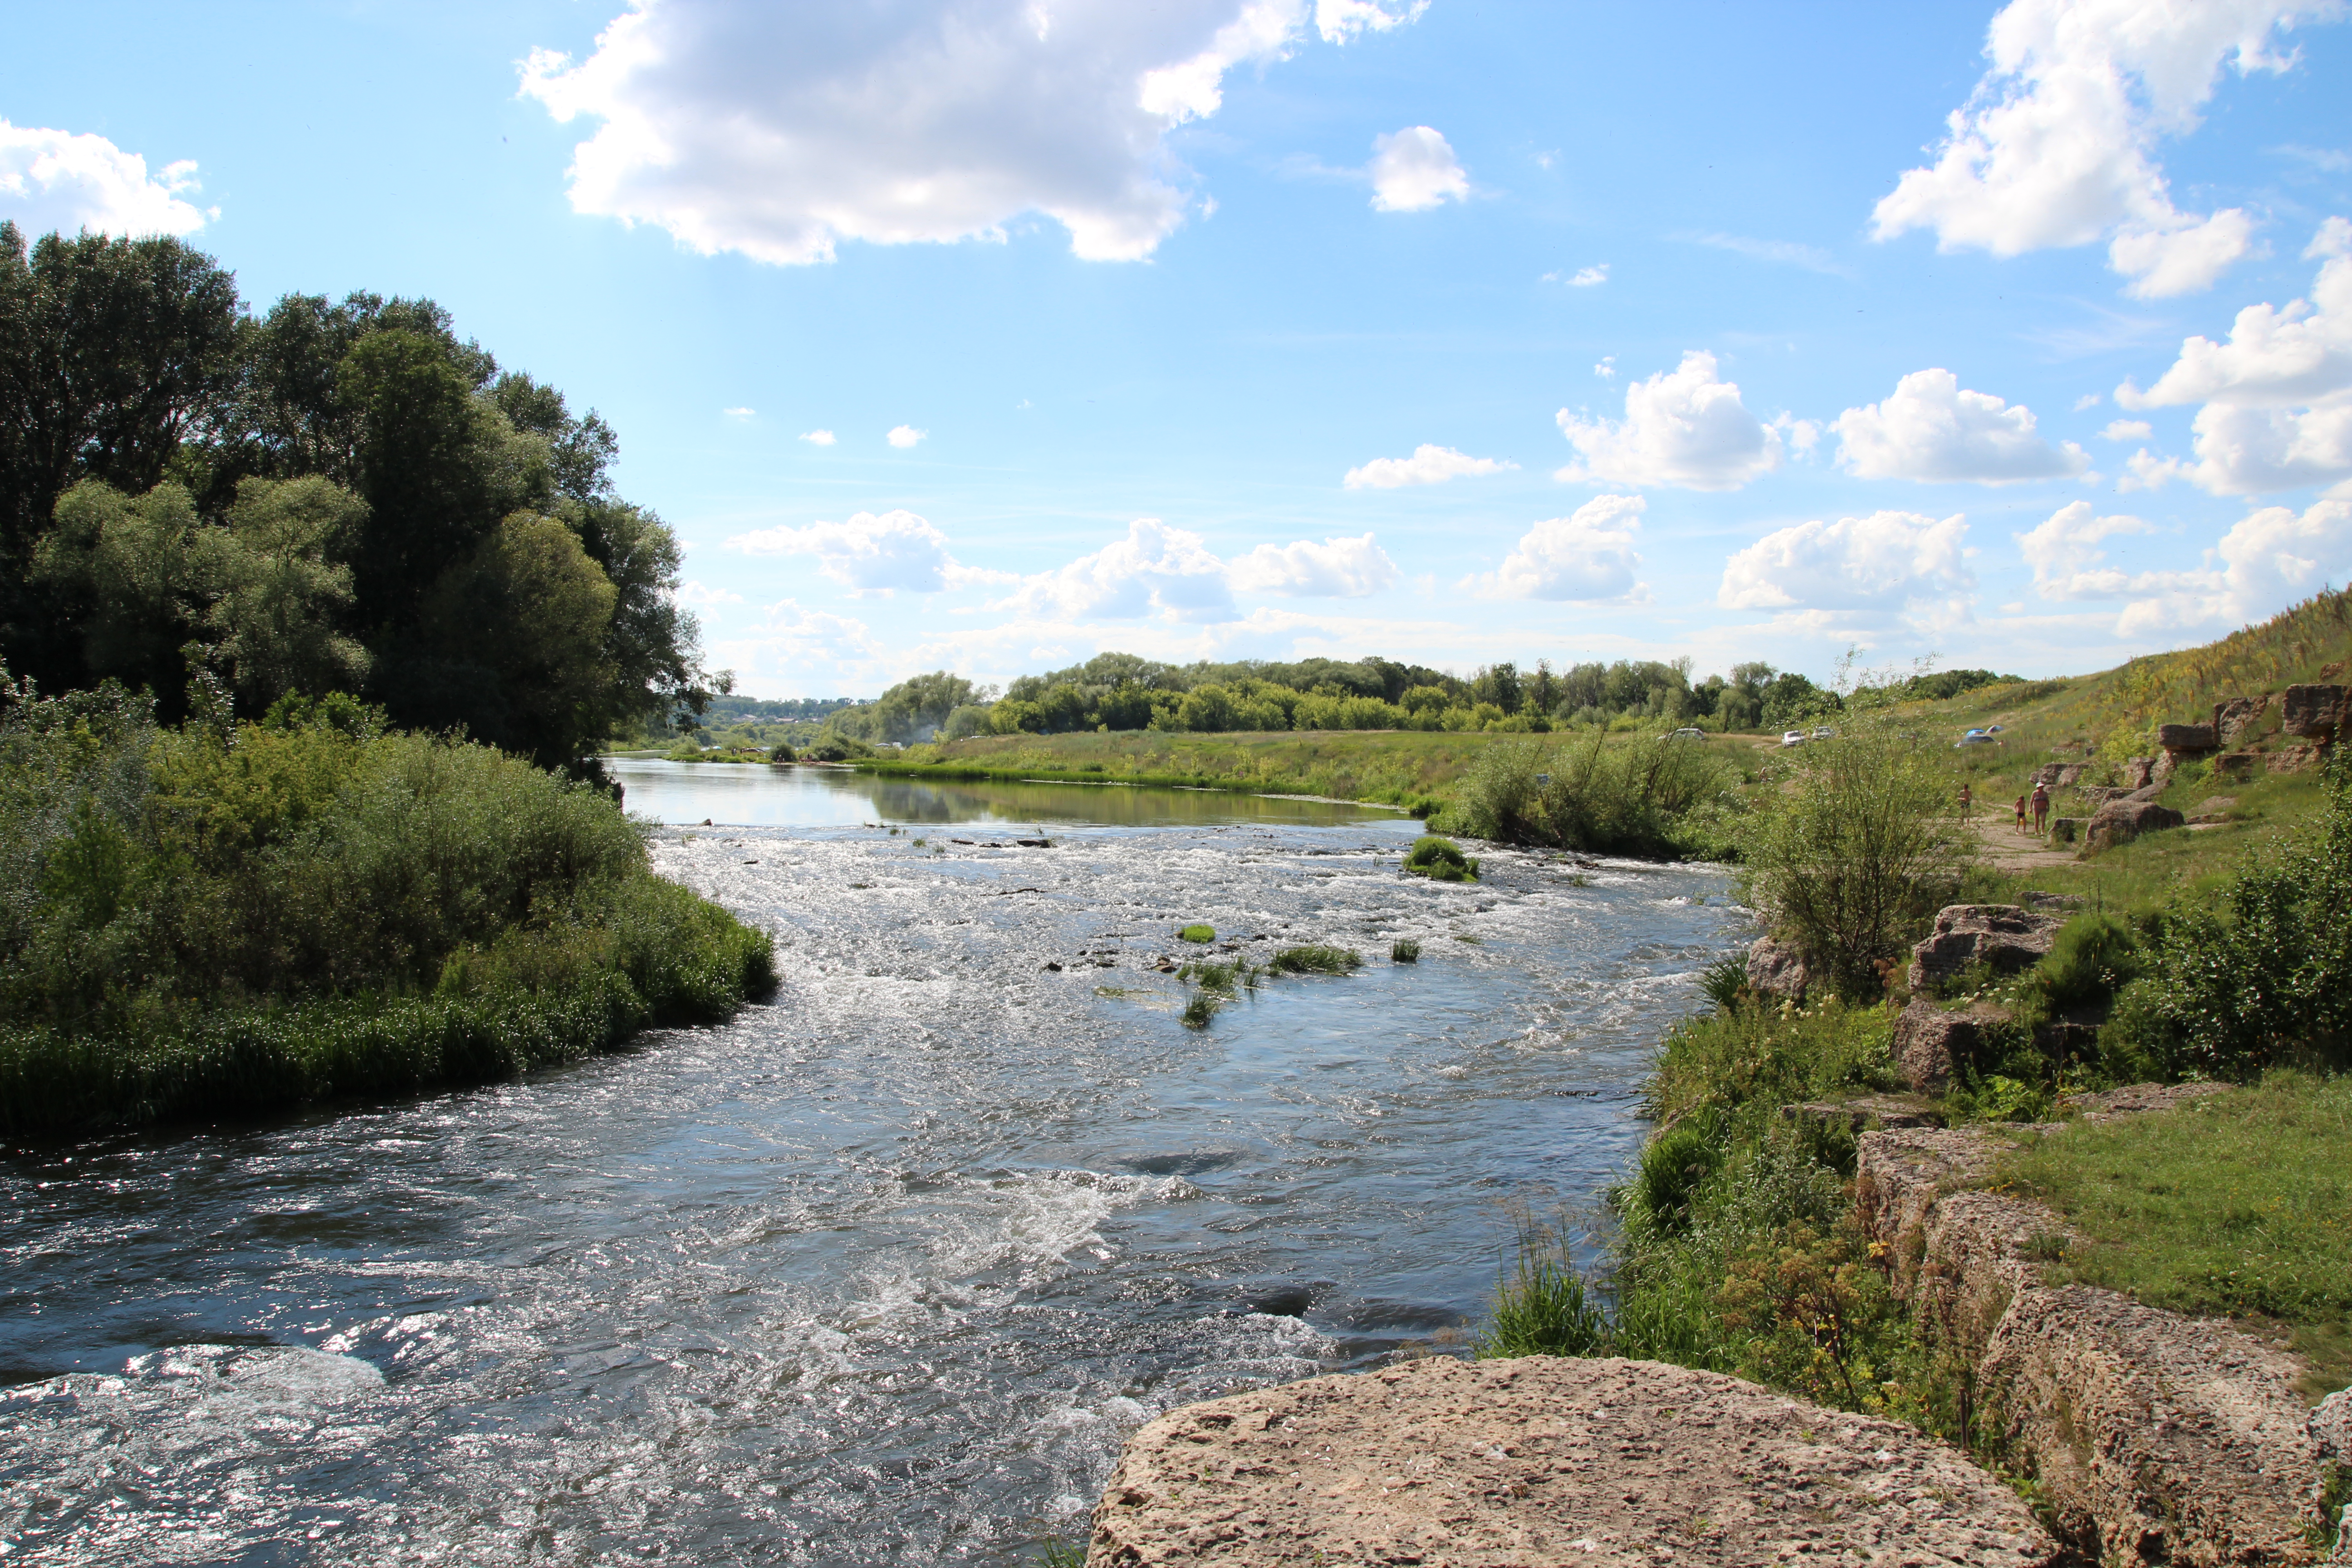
{"left": 1780, "top": 730, "right": 1807, "bottom": 747}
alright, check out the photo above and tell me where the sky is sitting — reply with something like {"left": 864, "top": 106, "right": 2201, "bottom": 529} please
{"left": 5, "top": 0, "right": 2351, "bottom": 700}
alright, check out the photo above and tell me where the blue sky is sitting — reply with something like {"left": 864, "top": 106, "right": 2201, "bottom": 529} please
{"left": 6, "top": 0, "right": 2351, "bottom": 698}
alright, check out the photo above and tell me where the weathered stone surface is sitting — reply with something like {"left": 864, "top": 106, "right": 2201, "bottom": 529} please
{"left": 1083, "top": 1355, "right": 2060, "bottom": 1568}
{"left": 1979, "top": 1286, "right": 2323, "bottom": 1568}
{"left": 2057, "top": 761, "right": 2090, "bottom": 787}
{"left": 1854, "top": 1116, "right": 2327, "bottom": 1568}
{"left": 2124, "top": 756, "right": 2156, "bottom": 789}
{"left": 2307, "top": 1386, "right": 2351, "bottom": 1465}
{"left": 2158, "top": 722, "right": 2219, "bottom": 753}
{"left": 2211, "top": 751, "right": 2259, "bottom": 782}
{"left": 2063, "top": 1081, "right": 2238, "bottom": 1122}
{"left": 1782, "top": 1093, "right": 1944, "bottom": 1131}
{"left": 1744, "top": 934, "right": 1809, "bottom": 1000}
{"left": 2214, "top": 696, "right": 2268, "bottom": 747}
{"left": 1891, "top": 999, "right": 2012, "bottom": 1092}
{"left": 2086, "top": 799, "right": 2186, "bottom": 853}
{"left": 1906, "top": 905, "right": 2063, "bottom": 992}
{"left": 2270, "top": 742, "right": 2323, "bottom": 774}
{"left": 2283, "top": 683, "right": 2348, "bottom": 740}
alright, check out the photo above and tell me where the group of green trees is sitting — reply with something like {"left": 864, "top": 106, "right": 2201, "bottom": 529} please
{"left": 0, "top": 222, "right": 716, "bottom": 774}
{"left": 820, "top": 654, "right": 2019, "bottom": 743}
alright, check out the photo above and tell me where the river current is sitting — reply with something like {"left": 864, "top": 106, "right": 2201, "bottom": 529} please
{"left": 0, "top": 761, "right": 1748, "bottom": 1566}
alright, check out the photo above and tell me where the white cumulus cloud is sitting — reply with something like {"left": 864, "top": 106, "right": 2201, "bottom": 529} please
{"left": 1718, "top": 510, "right": 1975, "bottom": 629}
{"left": 1867, "top": 0, "right": 2335, "bottom": 297}
{"left": 800, "top": 429, "right": 837, "bottom": 446}
{"left": 1463, "top": 494, "right": 1649, "bottom": 603}
{"left": 1228, "top": 534, "right": 1399, "bottom": 597}
{"left": 1556, "top": 351, "right": 1781, "bottom": 491}
{"left": 2113, "top": 220, "right": 2352, "bottom": 493}
{"left": 997, "top": 519, "right": 1238, "bottom": 622}
{"left": 520, "top": 0, "right": 1422, "bottom": 266}
{"left": 1341, "top": 444, "right": 1517, "bottom": 489}
{"left": 2111, "top": 496, "right": 2352, "bottom": 634}
{"left": 2100, "top": 418, "right": 2154, "bottom": 441}
{"left": 0, "top": 121, "right": 210, "bottom": 237}
{"left": 712, "top": 598, "right": 890, "bottom": 690}
{"left": 2015, "top": 500, "right": 2159, "bottom": 598}
{"left": 722, "top": 509, "right": 1002, "bottom": 595}
{"left": 887, "top": 425, "right": 927, "bottom": 449}
{"left": 1367, "top": 125, "right": 1468, "bottom": 213}
{"left": 1831, "top": 368, "right": 2091, "bottom": 484}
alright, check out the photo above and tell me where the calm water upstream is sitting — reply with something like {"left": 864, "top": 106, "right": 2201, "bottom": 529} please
{"left": 0, "top": 760, "right": 1749, "bottom": 1566}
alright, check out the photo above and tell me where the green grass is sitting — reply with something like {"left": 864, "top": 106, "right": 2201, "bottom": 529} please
{"left": 1402, "top": 833, "right": 1479, "bottom": 882}
{"left": 1391, "top": 938, "right": 1421, "bottom": 963}
{"left": 1178, "top": 923, "right": 1215, "bottom": 943}
{"left": 1992, "top": 1071, "right": 2352, "bottom": 1395}
{"left": 1266, "top": 944, "right": 1362, "bottom": 975}
{"left": 1180, "top": 991, "right": 1221, "bottom": 1029}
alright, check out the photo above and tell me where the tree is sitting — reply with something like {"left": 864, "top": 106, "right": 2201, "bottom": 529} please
{"left": 1740, "top": 722, "right": 1969, "bottom": 999}
{"left": 207, "top": 476, "right": 371, "bottom": 707}
{"left": 869, "top": 670, "right": 985, "bottom": 741}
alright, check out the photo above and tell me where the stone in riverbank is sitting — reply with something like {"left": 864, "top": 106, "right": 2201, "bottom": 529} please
{"left": 1891, "top": 998, "right": 2012, "bottom": 1092}
{"left": 1084, "top": 1354, "right": 2058, "bottom": 1568}
{"left": 1906, "top": 905, "right": 2063, "bottom": 993}
{"left": 1854, "top": 1111, "right": 2326, "bottom": 1568}
{"left": 1743, "top": 934, "right": 1810, "bottom": 1000}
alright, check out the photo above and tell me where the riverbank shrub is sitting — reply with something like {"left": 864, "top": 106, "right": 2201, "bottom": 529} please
{"left": 1402, "top": 834, "right": 1478, "bottom": 882}
{"left": 2099, "top": 754, "right": 2352, "bottom": 1080}
{"left": 0, "top": 675, "right": 773, "bottom": 1134}
{"left": 1451, "top": 734, "right": 1737, "bottom": 859}
{"left": 1739, "top": 723, "right": 1969, "bottom": 1000}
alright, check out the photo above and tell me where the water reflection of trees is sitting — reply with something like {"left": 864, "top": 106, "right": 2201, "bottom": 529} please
{"left": 841, "top": 778, "right": 1382, "bottom": 827}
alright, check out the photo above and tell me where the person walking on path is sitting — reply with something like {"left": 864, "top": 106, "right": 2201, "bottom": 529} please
{"left": 2014, "top": 794, "right": 2029, "bottom": 834}
{"left": 2031, "top": 782, "right": 2051, "bottom": 835}
{"left": 1959, "top": 782, "right": 1972, "bottom": 822}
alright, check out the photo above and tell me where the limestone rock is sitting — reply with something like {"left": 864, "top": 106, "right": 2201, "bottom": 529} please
{"left": 2124, "top": 756, "right": 2156, "bottom": 789}
{"left": 2157, "top": 722, "right": 2218, "bottom": 753}
{"left": 2270, "top": 742, "right": 2322, "bottom": 774}
{"left": 2058, "top": 761, "right": 2090, "bottom": 787}
{"left": 1781, "top": 1093, "right": 1944, "bottom": 1131}
{"left": 2283, "top": 683, "right": 2347, "bottom": 741}
{"left": 2213, "top": 695, "right": 2268, "bottom": 746}
{"left": 2210, "top": 751, "right": 2259, "bottom": 783}
{"left": 1891, "top": 998, "right": 2012, "bottom": 1092}
{"left": 2062, "top": 1081, "right": 2237, "bottom": 1123}
{"left": 2049, "top": 816, "right": 2084, "bottom": 843}
{"left": 2086, "top": 799, "right": 2185, "bottom": 853}
{"left": 1083, "top": 1355, "right": 2060, "bottom": 1568}
{"left": 1906, "top": 905, "right": 2063, "bottom": 992}
{"left": 1853, "top": 1126, "right": 2009, "bottom": 1294}
{"left": 1744, "top": 934, "right": 1809, "bottom": 1000}
{"left": 2313, "top": 1387, "right": 2352, "bottom": 1464}
{"left": 1979, "top": 1286, "right": 2323, "bottom": 1568}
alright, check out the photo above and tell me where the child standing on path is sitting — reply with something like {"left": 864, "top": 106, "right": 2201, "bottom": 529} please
{"left": 1959, "top": 782, "right": 1972, "bottom": 822}
{"left": 2014, "top": 794, "right": 2029, "bottom": 833}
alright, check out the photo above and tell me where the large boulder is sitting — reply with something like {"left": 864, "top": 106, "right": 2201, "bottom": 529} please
{"left": 1083, "top": 1355, "right": 2060, "bottom": 1568}
{"left": 1891, "top": 998, "right": 2012, "bottom": 1092}
{"left": 1744, "top": 933, "right": 1809, "bottom": 1000}
{"left": 2123, "top": 756, "right": 2156, "bottom": 789}
{"left": 2157, "top": 721, "right": 2217, "bottom": 753}
{"left": 1906, "top": 905, "right": 2063, "bottom": 992}
{"left": 2085, "top": 799, "right": 2186, "bottom": 853}
{"left": 2270, "top": 742, "right": 2323, "bottom": 774}
{"left": 2282, "top": 683, "right": 2347, "bottom": 741}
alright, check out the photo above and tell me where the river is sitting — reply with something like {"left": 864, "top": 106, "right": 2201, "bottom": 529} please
{"left": 0, "top": 760, "right": 1748, "bottom": 1566}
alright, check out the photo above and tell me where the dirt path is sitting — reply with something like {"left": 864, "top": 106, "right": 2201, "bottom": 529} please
{"left": 1961, "top": 811, "right": 2080, "bottom": 872}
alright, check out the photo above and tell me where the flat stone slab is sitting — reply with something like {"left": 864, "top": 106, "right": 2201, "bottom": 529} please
{"left": 1085, "top": 1355, "right": 2058, "bottom": 1567}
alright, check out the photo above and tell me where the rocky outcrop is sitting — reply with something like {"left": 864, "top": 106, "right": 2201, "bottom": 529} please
{"left": 2063, "top": 1081, "right": 2238, "bottom": 1121}
{"left": 1891, "top": 999, "right": 2013, "bottom": 1092}
{"left": 2158, "top": 722, "right": 2218, "bottom": 753}
{"left": 2124, "top": 756, "right": 2157, "bottom": 789}
{"left": 2212, "top": 752, "right": 2259, "bottom": 783}
{"left": 1906, "top": 905, "right": 2063, "bottom": 992}
{"left": 2271, "top": 743, "right": 2323, "bottom": 774}
{"left": 2086, "top": 799, "right": 2186, "bottom": 853}
{"left": 2215, "top": 696, "right": 2268, "bottom": 747}
{"left": 1744, "top": 934, "right": 1810, "bottom": 1000}
{"left": 2049, "top": 815, "right": 2084, "bottom": 843}
{"left": 2283, "top": 684, "right": 2347, "bottom": 742}
{"left": 1855, "top": 1111, "right": 2328, "bottom": 1568}
{"left": 1083, "top": 1355, "right": 2060, "bottom": 1568}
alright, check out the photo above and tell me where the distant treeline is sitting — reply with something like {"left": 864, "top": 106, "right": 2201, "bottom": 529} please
{"left": 0, "top": 223, "right": 715, "bottom": 774}
{"left": 814, "top": 655, "right": 2022, "bottom": 744}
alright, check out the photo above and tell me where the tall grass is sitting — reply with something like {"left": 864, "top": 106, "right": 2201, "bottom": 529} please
{"left": 0, "top": 676, "right": 773, "bottom": 1133}
{"left": 1450, "top": 734, "right": 1740, "bottom": 858}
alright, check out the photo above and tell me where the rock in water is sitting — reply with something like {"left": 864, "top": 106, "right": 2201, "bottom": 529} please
{"left": 1083, "top": 1356, "right": 2057, "bottom": 1567}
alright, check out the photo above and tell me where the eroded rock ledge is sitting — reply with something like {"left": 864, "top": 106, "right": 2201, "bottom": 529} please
{"left": 1085, "top": 1355, "right": 2058, "bottom": 1567}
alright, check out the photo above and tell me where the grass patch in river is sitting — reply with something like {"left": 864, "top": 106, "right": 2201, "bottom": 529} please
{"left": 1403, "top": 834, "right": 1479, "bottom": 882}
{"left": 1391, "top": 939, "right": 1421, "bottom": 963}
{"left": 1181, "top": 992, "right": 1222, "bottom": 1029}
{"left": 1178, "top": 923, "right": 1215, "bottom": 943}
{"left": 1266, "top": 944, "right": 1362, "bottom": 975}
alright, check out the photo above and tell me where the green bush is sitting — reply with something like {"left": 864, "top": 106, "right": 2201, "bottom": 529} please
{"left": 2034, "top": 913, "right": 2143, "bottom": 1013}
{"left": 1402, "top": 834, "right": 1479, "bottom": 882}
{"left": 1477, "top": 1224, "right": 1609, "bottom": 1359}
{"left": 1178, "top": 922, "right": 1215, "bottom": 943}
{"left": 0, "top": 675, "right": 773, "bottom": 1132}
{"left": 1452, "top": 733, "right": 1735, "bottom": 859}
{"left": 1629, "top": 1118, "right": 1724, "bottom": 1236}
